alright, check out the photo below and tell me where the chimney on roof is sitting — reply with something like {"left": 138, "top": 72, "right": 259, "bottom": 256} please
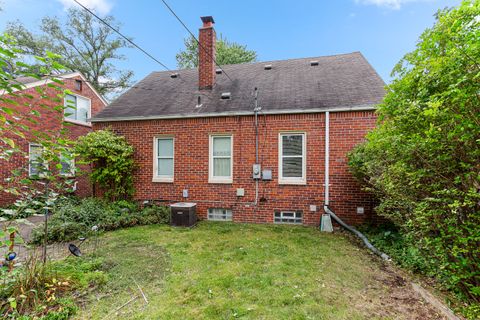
{"left": 198, "top": 16, "right": 216, "bottom": 90}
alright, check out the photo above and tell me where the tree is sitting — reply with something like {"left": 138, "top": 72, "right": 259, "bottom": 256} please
{"left": 75, "top": 129, "right": 135, "bottom": 201}
{"left": 6, "top": 8, "right": 133, "bottom": 97}
{"left": 176, "top": 35, "right": 257, "bottom": 69}
{"left": 348, "top": 0, "right": 479, "bottom": 309}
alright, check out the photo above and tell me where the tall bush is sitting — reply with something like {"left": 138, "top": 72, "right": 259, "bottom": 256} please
{"left": 348, "top": 0, "right": 479, "bottom": 306}
{"left": 75, "top": 129, "right": 135, "bottom": 201}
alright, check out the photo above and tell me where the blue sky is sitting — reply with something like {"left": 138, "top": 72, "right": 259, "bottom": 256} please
{"left": 1, "top": 0, "right": 460, "bottom": 84}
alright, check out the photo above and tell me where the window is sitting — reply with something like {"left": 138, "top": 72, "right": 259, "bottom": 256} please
{"left": 279, "top": 133, "right": 306, "bottom": 184}
{"left": 153, "top": 137, "right": 174, "bottom": 182}
{"left": 274, "top": 211, "right": 303, "bottom": 224}
{"left": 64, "top": 94, "right": 90, "bottom": 123}
{"left": 208, "top": 208, "right": 233, "bottom": 221}
{"left": 209, "top": 135, "right": 233, "bottom": 183}
{"left": 60, "top": 153, "right": 75, "bottom": 177}
{"left": 75, "top": 79, "right": 82, "bottom": 91}
{"left": 29, "top": 143, "right": 45, "bottom": 177}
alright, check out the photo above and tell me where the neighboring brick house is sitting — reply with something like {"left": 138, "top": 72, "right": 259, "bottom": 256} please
{"left": 0, "top": 72, "right": 107, "bottom": 207}
{"left": 91, "top": 16, "right": 385, "bottom": 226}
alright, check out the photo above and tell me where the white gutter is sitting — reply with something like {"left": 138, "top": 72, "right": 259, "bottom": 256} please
{"left": 89, "top": 104, "right": 376, "bottom": 123}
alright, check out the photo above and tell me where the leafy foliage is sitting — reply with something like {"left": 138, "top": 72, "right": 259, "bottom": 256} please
{"left": 75, "top": 129, "right": 135, "bottom": 201}
{"left": 6, "top": 8, "right": 134, "bottom": 97}
{"left": 31, "top": 197, "right": 170, "bottom": 244}
{"left": 176, "top": 35, "right": 257, "bottom": 69}
{"left": 348, "top": 0, "right": 480, "bottom": 308}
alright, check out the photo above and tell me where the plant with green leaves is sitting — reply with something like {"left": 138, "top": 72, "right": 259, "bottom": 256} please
{"left": 348, "top": 0, "right": 479, "bottom": 312}
{"left": 6, "top": 8, "right": 134, "bottom": 98}
{"left": 176, "top": 35, "right": 257, "bottom": 69}
{"left": 75, "top": 129, "right": 135, "bottom": 201}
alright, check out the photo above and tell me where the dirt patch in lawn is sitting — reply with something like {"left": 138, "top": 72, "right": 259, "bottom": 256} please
{"left": 342, "top": 231, "right": 455, "bottom": 320}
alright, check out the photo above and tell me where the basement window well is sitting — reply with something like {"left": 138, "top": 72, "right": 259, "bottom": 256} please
{"left": 208, "top": 208, "right": 233, "bottom": 221}
{"left": 274, "top": 211, "right": 303, "bottom": 224}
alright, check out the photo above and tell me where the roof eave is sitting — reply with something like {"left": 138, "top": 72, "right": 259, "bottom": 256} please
{"left": 90, "top": 104, "right": 378, "bottom": 123}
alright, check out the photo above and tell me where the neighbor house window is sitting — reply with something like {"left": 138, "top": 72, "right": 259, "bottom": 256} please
{"left": 209, "top": 135, "right": 233, "bottom": 183}
{"left": 208, "top": 208, "right": 233, "bottom": 221}
{"left": 153, "top": 137, "right": 174, "bottom": 182}
{"left": 278, "top": 133, "right": 306, "bottom": 184}
{"left": 60, "top": 153, "right": 75, "bottom": 177}
{"left": 274, "top": 211, "right": 303, "bottom": 224}
{"left": 64, "top": 94, "right": 90, "bottom": 123}
{"left": 29, "top": 143, "right": 45, "bottom": 177}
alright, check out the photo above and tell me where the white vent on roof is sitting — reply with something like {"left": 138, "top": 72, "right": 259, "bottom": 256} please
{"left": 196, "top": 96, "right": 203, "bottom": 108}
{"left": 310, "top": 61, "right": 319, "bottom": 66}
{"left": 215, "top": 68, "right": 222, "bottom": 74}
{"left": 170, "top": 73, "right": 179, "bottom": 78}
{"left": 264, "top": 64, "right": 272, "bottom": 70}
{"left": 221, "top": 92, "right": 231, "bottom": 100}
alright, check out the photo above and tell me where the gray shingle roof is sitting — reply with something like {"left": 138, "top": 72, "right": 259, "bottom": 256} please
{"left": 92, "top": 52, "right": 385, "bottom": 122}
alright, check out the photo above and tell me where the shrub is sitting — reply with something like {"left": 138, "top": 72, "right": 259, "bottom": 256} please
{"left": 31, "top": 197, "right": 170, "bottom": 243}
{"left": 348, "top": 0, "right": 480, "bottom": 311}
{"left": 75, "top": 130, "right": 135, "bottom": 201}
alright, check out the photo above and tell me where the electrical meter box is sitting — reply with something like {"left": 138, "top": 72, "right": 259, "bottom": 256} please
{"left": 253, "top": 164, "right": 261, "bottom": 179}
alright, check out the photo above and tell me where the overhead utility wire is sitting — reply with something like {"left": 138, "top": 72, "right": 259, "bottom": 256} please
{"left": 72, "top": 0, "right": 171, "bottom": 71}
{"left": 159, "top": 0, "right": 234, "bottom": 83}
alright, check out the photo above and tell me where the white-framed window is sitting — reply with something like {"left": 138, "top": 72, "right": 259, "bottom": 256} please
{"left": 208, "top": 208, "right": 233, "bottom": 221}
{"left": 274, "top": 211, "right": 303, "bottom": 224}
{"left": 28, "top": 143, "right": 45, "bottom": 177}
{"left": 60, "top": 154, "right": 75, "bottom": 177}
{"left": 209, "top": 135, "right": 233, "bottom": 183}
{"left": 278, "top": 132, "right": 306, "bottom": 184}
{"left": 64, "top": 94, "right": 91, "bottom": 124}
{"left": 153, "top": 137, "right": 174, "bottom": 182}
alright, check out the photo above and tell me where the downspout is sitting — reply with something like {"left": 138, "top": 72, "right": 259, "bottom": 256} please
{"left": 323, "top": 112, "right": 390, "bottom": 261}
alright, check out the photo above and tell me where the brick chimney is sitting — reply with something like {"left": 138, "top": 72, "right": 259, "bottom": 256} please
{"left": 198, "top": 16, "right": 216, "bottom": 90}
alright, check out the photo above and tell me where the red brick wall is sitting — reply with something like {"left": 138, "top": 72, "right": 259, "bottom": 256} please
{"left": 94, "top": 111, "right": 378, "bottom": 226}
{"left": 0, "top": 75, "right": 106, "bottom": 207}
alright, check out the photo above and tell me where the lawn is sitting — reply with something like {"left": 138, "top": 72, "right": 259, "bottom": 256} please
{"left": 68, "top": 222, "right": 439, "bottom": 319}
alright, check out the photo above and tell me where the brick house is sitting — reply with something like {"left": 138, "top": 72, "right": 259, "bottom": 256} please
{"left": 0, "top": 72, "right": 107, "bottom": 207}
{"left": 91, "top": 16, "right": 385, "bottom": 226}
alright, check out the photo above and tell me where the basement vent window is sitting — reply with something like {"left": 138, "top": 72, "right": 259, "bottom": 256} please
{"left": 274, "top": 211, "right": 302, "bottom": 224}
{"left": 310, "top": 60, "right": 319, "bottom": 66}
{"left": 208, "top": 208, "right": 233, "bottom": 221}
{"left": 221, "top": 92, "right": 231, "bottom": 100}
{"left": 264, "top": 64, "right": 272, "bottom": 70}
{"left": 170, "top": 73, "right": 179, "bottom": 78}
{"left": 215, "top": 68, "right": 223, "bottom": 74}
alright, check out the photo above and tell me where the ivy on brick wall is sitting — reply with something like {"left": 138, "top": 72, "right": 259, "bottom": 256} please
{"left": 75, "top": 129, "right": 135, "bottom": 201}
{"left": 348, "top": 0, "right": 480, "bottom": 312}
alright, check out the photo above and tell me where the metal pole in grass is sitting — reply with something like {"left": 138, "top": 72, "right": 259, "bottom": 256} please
{"left": 42, "top": 181, "right": 49, "bottom": 264}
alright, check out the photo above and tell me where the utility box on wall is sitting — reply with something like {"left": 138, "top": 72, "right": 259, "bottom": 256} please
{"left": 170, "top": 202, "right": 197, "bottom": 227}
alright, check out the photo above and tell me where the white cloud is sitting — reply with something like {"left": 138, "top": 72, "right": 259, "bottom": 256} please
{"left": 355, "top": 0, "right": 428, "bottom": 10}
{"left": 57, "top": 0, "right": 113, "bottom": 15}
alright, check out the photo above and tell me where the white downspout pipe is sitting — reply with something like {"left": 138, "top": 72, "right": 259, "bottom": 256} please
{"left": 324, "top": 111, "right": 330, "bottom": 206}
{"left": 322, "top": 111, "right": 389, "bottom": 261}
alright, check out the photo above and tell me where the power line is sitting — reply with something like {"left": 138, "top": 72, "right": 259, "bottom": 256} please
{"left": 72, "top": 0, "right": 171, "bottom": 71}
{"left": 159, "top": 0, "right": 234, "bottom": 83}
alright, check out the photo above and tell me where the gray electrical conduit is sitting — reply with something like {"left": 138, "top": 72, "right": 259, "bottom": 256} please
{"left": 324, "top": 205, "right": 390, "bottom": 261}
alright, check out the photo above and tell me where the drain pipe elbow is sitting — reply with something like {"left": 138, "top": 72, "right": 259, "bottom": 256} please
{"left": 324, "top": 205, "right": 390, "bottom": 261}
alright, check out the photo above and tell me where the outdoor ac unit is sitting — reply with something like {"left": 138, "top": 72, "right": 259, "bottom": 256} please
{"left": 170, "top": 202, "right": 197, "bottom": 227}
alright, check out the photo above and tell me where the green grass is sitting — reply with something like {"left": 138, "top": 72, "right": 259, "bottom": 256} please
{"left": 74, "top": 222, "right": 387, "bottom": 319}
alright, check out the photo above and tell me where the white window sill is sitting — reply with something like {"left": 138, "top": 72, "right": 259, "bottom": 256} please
{"left": 152, "top": 177, "right": 174, "bottom": 183}
{"left": 278, "top": 179, "right": 307, "bottom": 185}
{"left": 208, "top": 178, "right": 233, "bottom": 184}
{"left": 64, "top": 118, "right": 92, "bottom": 127}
